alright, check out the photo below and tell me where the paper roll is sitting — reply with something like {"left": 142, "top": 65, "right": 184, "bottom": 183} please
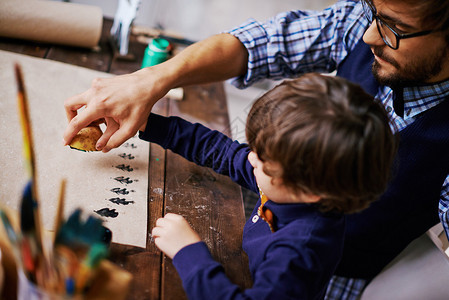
{"left": 0, "top": 0, "right": 103, "bottom": 48}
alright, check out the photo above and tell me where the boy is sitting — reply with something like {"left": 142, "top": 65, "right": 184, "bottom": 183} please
{"left": 139, "top": 73, "right": 397, "bottom": 299}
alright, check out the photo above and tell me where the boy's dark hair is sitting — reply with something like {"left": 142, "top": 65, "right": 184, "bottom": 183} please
{"left": 246, "top": 73, "right": 397, "bottom": 214}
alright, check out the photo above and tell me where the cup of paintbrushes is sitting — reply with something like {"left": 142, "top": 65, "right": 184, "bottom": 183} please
{"left": 16, "top": 210, "right": 109, "bottom": 300}
{"left": 0, "top": 220, "right": 131, "bottom": 300}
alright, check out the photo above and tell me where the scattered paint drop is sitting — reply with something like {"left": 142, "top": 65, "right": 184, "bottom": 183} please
{"left": 153, "top": 188, "right": 163, "bottom": 195}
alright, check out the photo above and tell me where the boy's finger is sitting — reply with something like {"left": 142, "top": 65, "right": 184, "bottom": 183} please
{"left": 164, "top": 213, "right": 182, "bottom": 220}
{"left": 151, "top": 226, "right": 162, "bottom": 238}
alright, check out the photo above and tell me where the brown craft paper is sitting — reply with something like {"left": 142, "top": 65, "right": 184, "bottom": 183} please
{"left": 0, "top": 0, "right": 103, "bottom": 48}
{"left": 0, "top": 50, "right": 149, "bottom": 248}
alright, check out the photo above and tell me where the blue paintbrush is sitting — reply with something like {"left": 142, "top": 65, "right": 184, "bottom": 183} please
{"left": 0, "top": 208, "right": 22, "bottom": 267}
{"left": 20, "top": 181, "right": 43, "bottom": 282}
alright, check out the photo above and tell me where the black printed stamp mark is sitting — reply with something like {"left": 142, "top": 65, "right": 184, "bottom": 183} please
{"left": 110, "top": 187, "right": 135, "bottom": 195}
{"left": 108, "top": 197, "right": 135, "bottom": 205}
{"left": 94, "top": 208, "right": 119, "bottom": 218}
{"left": 115, "top": 164, "right": 134, "bottom": 172}
{"left": 114, "top": 176, "right": 134, "bottom": 184}
{"left": 123, "top": 142, "right": 137, "bottom": 149}
{"left": 118, "top": 153, "right": 135, "bottom": 160}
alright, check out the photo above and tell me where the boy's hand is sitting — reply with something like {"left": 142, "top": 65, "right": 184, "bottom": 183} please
{"left": 152, "top": 213, "right": 201, "bottom": 259}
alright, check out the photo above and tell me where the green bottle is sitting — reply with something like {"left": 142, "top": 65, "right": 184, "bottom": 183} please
{"left": 141, "top": 38, "right": 170, "bottom": 68}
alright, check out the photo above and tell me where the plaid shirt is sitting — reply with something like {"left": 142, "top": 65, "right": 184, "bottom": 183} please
{"left": 228, "top": 0, "right": 449, "bottom": 298}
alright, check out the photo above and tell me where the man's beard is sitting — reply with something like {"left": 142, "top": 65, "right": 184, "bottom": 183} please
{"left": 371, "top": 45, "right": 449, "bottom": 88}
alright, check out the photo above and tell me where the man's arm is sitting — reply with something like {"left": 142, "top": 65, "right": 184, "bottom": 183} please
{"left": 227, "top": 1, "right": 365, "bottom": 88}
{"left": 166, "top": 33, "right": 249, "bottom": 87}
{"left": 63, "top": 33, "right": 248, "bottom": 152}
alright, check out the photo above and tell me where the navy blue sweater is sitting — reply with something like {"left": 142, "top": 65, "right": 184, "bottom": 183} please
{"left": 336, "top": 39, "right": 449, "bottom": 279}
{"left": 140, "top": 113, "right": 345, "bottom": 300}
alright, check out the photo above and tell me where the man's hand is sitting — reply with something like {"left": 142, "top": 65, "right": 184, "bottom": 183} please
{"left": 151, "top": 213, "right": 201, "bottom": 259}
{"left": 62, "top": 33, "right": 248, "bottom": 153}
{"left": 63, "top": 67, "right": 168, "bottom": 152}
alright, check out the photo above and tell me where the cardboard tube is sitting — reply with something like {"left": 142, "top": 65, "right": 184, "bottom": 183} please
{"left": 0, "top": 0, "right": 103, "bottom": 48}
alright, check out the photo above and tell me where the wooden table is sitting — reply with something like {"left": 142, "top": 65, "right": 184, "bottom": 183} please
{"left": 0, "top": 19, "right": 251, "bottom": 299}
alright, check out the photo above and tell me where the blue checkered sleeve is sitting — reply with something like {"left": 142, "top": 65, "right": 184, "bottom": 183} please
{"left": 439, "top": 174, "right": 449, "bottom": 240}
{"left": 325, "top": 276, "right": 368, "bottom": 300}
{"left": 227, "top": 0, "right": 368, "bottom": 88}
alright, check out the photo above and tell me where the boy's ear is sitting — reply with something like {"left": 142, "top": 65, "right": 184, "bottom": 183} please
{"left": 288, "top": 190, "right": 321, "bottom": 203}
{"left": 300, "top": 193, "right": 321, "bottom": 203}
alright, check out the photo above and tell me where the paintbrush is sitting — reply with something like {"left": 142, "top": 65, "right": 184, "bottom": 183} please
{"left": 20, "top": 181, "right": 42, "bottom": 283}
{"left": 0, "top": 209, "right": 19, "bottom": 247}
{"left": 41, "top": 178, "right": 68, "bottom": 292}
{"left": 15, "top": 63, "right": 43, "bottom": 241}
{"left": 15, "top": 64, "right": 38, "bottom": 194}
{"left": 15, "top": 63, "right": 45, "bottom": 283}
{"left": 54, "top": 179, "right": 67, "bottom": 241}
{"left": 0, "top": 208, "right": 22, "bottom": 267}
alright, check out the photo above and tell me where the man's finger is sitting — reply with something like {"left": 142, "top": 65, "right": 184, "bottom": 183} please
{"left": 64, "top": 91, "right": 89, "bottom": 122}
{"left": 95, "top": 117, "right": 119, "bottom": 151}
{"left": 101, "top": 123, "right": 138, "bottom": 153}
{"left": 62, "top": 106, "right": 103, "bottom": 146}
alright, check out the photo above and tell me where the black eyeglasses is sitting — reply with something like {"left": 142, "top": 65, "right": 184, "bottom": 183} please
{"left": 362, "top": 1, "right": 433, "bottom": 50}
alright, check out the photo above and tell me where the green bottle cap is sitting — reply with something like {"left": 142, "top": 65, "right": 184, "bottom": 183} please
{"left": 141, "top": 38, "right": 170, "bottom": 68}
